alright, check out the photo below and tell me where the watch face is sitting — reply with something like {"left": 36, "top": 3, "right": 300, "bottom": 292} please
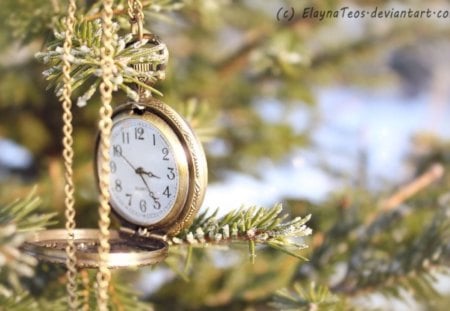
{"left": 99, "top": 113, "right": 188, "bottom": 226}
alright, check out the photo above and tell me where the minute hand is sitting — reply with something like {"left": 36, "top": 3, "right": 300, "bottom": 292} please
{"left": 119, "top": 153, "right": 138, "bottom": 171}
{"left": 137, "top": 173, "right": 160, "bottom": 206}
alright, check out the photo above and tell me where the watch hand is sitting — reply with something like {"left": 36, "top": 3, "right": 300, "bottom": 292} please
{"left": 119, "top": 153, "right": 138, "bottom": 171}
{"left": 120, "top": 153, "right": 160, "bottom": 178}
{"left": 135, "top": 167, "right": 160, "bottom": 179}
{"left": 118, "top": 152, "right": 160, "bottom": 204}
{"left": 137, "top": 173, "right": 160, "bottom": 205}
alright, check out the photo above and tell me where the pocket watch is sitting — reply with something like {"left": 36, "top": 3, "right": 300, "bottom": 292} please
{"left": 23, "top": 97, "right": 208, "bottom": 268}
{"left": 98, "top": 98, "right": 208, "bottom": 235}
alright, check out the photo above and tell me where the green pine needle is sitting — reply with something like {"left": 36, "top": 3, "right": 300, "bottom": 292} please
{"left": 0, "top": 188, "right": 56, "bottom": 298}
{"left": 171, "top": 204, "right": 312, "bottom": 262}
{"left": 271, "top": 282, "right": 348, "bottom": 311}
{"left": 36, "top": 19, "right": 168, "bottom": 106}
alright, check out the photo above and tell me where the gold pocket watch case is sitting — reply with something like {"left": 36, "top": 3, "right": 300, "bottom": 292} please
{"left": 23, "top": 98, "right": 208, "bottom": 268}
{"left": 23, "top": 229, "right": 168, "bottom": 268}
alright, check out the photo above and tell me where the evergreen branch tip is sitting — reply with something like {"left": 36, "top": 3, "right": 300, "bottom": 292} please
{"left": 170, "top": 204, "right": 313, "bottom": 261}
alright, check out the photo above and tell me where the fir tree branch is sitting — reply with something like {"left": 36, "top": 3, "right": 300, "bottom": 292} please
{"left": 270, "top": 282, "right": 350, "bottom": 311}
{"left": 376, "top": 163, "right": 444, "bottom": 215}
{"left": 170, "top": 98, "right": 219, "bottom": 143}
{"left": 332, "top": 193, "right": 450, "bottom": 299}
{"left": 0, "top": 291, "right": 39, "bottom": 311}
{"left": 36, "top": 19, "right": 169, "bottom": 106}
{"left": 334, "top": 165, "right": 448, "bottom": 297}
{"left": 170, "top": 204, "right": 312, "bottom": 263}
{"left": 85, "top": 0, "right": 184, "bottom": 21}
{"left": 0, "top": 188, "right": 56, "bottom": 298}
{"left": 295, "top": 162, "right": 450, "bottom": 308}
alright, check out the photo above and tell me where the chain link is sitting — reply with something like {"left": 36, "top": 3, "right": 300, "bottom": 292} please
{"left": 97, "top": 0, "right": 115, "bottom": 309}
{"left": 61, "top": 0, "right": 78, "bottom": 309}
{"left": 81, "top": 270, "right": 91, "bottom": 311}
{"left": 127, "top": 0, "right": 144, "bottom": 39}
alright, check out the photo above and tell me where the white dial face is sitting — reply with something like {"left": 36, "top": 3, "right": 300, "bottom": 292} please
{"left": 104, "top": 116, "right": 181, "bottom": 226}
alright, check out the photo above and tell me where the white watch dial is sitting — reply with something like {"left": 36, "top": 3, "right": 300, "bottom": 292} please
{"left": 105, "top": 116, "right": 180, "bottom": 225}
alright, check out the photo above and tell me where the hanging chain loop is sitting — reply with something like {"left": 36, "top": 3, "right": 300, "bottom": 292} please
{"left": 61, "top": 0, "right": 79, "bottom": 309}
{"left": 97, "top": 0, "right": 115, "bottom": 309}
{"left": 128, "top": 0, "right": 144, "bottom": 40}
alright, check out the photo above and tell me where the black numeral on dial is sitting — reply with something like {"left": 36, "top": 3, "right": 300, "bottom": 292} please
{"left": 110, "top": 161, "right": 117, "bottom": 173}
{"left": 135, "top": 127, "right": 144, "bottom": 140}
{"left": 126, "top": 193, "right": 132, "bottom": 206}
{"left": 162, "top": 148, "right": 169, "bottom": 160}
{"left": 153, "top": 200, "right": 161, "bottom": 210}
{"left": 140, "top": 200, "right": 147, "bottom": 212}
{"left": 113, "top": 145, "right": 122, "bottom": 157}
{"left": 114, "top": 179, "right": 122, "bottom": 192}
{"left": 163, "top": 186, "right": 171, "bottom": 198}
{"left": 122, "top": 131, "right": 130, "bottom": 144}
{"left": 167, "top": 167, "right": 175, "bottom": 180}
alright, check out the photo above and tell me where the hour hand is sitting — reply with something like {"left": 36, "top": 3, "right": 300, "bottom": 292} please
{"left": 135, "top": 167, "right": 160, "bottom": 179}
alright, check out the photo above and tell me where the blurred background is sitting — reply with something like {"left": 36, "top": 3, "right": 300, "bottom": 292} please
{"left": 0, "top": 0, "right": 449, "bottom": 310}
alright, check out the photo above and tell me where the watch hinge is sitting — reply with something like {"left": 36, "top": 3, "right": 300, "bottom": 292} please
{"left": 131, "top": 103, "right": 146, "bottom": 115}
{"left": 119, "top": 226, "right": 135, "bottom": 236}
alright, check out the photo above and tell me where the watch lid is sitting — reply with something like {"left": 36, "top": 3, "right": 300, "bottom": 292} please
{"left": 22, "top": 229, "right": 168, "bottom": 269}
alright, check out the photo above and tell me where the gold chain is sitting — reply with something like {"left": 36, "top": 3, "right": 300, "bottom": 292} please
{"left": 127, "top": 0, "right": 144, "bottom": 39}
{"left": 97, "top": 0, "right": 115, "bottom": 309}
{"left": 61, "top": 0, "right": 78, "bottom": 309}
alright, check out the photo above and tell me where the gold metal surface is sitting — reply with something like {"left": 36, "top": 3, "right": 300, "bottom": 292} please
{"left": 59, "top": 0, "right": 78, "bottom": 308}
{"left": 22, "top": 229, "right": 168, "bottom": 269}
{"left": 97, "top": 0, "right": 115, "bottom": 306}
